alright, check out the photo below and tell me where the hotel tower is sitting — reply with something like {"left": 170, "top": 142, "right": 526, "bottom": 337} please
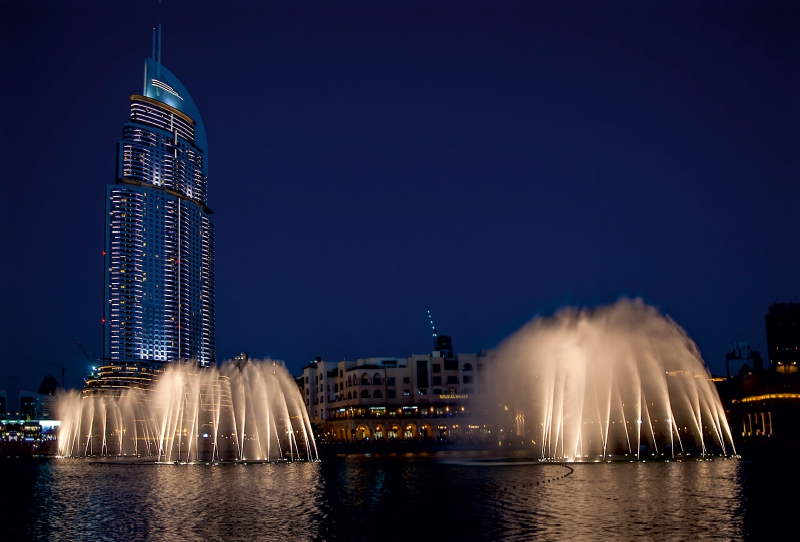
{"left": 101, "top": 31, "right": 215, "bottom": 378}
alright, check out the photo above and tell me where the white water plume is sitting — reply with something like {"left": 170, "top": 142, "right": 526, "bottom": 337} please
{"left": 57, "top": 359, "right": 317, "bottom": 462}
{"left": 490, "top": 298, "right": 735, "bottom": 461}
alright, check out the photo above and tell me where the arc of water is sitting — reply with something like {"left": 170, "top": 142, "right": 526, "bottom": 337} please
{"left": 229, "top": 373, "right": 239, "bottom": 460}
{"left": 592, "top": 378, "right": 609, "bottom": 460}
{"left": 176, "top": 376, "right": 187, "bottom": 461}
{"left": 230, "top": 376, "right": 243, "bottom": 461}
{"left": 272, "top": 411, "right": 283, "bottom": 458}
{"left": 299, "top": 392, "right": 318, "bottom": 460}
{"left": 551, "top": 363, "right": 566, "bottom": 459}
{"left": 276, "top": 386, "right": 296, "bottom": 461}
{"left": 112, "top": 400, "right": 120, "bottom": 455}
{"left": 244, "top": 371, "right": 263, "bottom": 459}
{"left": 84, "top": 400, "right": 95, "bottom": 456}
{"left": 235, "top": 371, "right": 247, "bottom": 460}
{"left": 279, "top": 368, "right": 317, "bottom": 460}
{"left": 144, "top": 394, "right": 162, "bottom": 457}
{"left": 101, "top": 401, "right": 109, "bottom": 456}
{"left": 669, "top": 406, "right": 685, "bottom": 454}
{"left": 634, "top": 374, "right": 642, "bottom": 460}
{"left": 614, "top": 382, "right": 632, "bottom": 455}
{"left": 542, "top": 381, "right": 554, "bottom": 458}
{"left": 572, "top": 349, "right": 588, "bottom": 460}
{"left": 157, "top": 372, "right": 179, "bottom": 461}
{"left": 212, "top": 376, "right": 224, "bottom": 461}
{"left": 265, "top": 387, "right": 272, "bottom": 461}
{"left": 656, "top": 366, "right": 676, "bottom": 458}
{"left": 682, "top": 374, "right": 706, "bottom": 456}
{"left": 714, "top": 393, "right": 736, "bottom": 455}
{"left": 185, "top": 373, "right": 200, "bottom": 462}
{"left": 699, "top": 382, "right": 729, "bottom": 456}
{"left": 641, "top": 393, "right": 658, "bottom": 454}
{"left": 62, "top": 397, "right": 83, "bottom": 455}
{"left": 58, "top": 358, "right": 335, "bottom": 462}
{"left": 168, "top": 375, "right": 185, "bottom": 462}
{"left": 255, "top": 368, "right": 271, "bottom": 460}
{"left": 539, "top": 358, "right": 558, "bottom": 458}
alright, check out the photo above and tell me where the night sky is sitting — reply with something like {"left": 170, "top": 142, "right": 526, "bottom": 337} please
{"left": 1, "top": 1, "right": 798, "bottom": 391}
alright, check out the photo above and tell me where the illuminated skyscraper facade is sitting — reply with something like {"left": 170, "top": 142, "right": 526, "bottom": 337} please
{"left": 103, "top": 47, "right": 215, "bottom": 369}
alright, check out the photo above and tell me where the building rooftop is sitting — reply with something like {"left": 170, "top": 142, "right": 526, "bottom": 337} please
{"left": 142, "top": 58, "right": 208, "bottom": 157}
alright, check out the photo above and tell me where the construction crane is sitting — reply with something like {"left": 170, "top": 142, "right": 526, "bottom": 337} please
{"left": 78, "top": 341, "right": 93, "bottom": 362}
{"left": 47, "top": 362, "right": 67, "bottom": 388}
{"left": 426, "top": 309, "right": 454, "bottom": 357}
{"left": 427, "top": 309, "right": 438, "bottom": 349}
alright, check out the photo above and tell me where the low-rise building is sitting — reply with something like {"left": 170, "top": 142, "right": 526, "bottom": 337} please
{"left": 297, "top": 350, "right": 496, "bottom": 442}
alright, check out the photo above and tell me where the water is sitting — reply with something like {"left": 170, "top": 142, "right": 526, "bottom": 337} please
{"left": 0, "top": 454, "right": 791, "bottom": 541}
{"left": 57, "top": 359, "right": 316, "bottom": 462}
{"left": 15, "top": 300, "right": 761, "bottom": 539}
{"left": 491, "top": 298, "right": 735, "bottom": 459}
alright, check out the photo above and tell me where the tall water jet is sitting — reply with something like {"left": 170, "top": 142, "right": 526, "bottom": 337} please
{"left": 488, "top": 298, "right": 735, "bottom": 460}
{"left": 57, "top": 358, "right": 317, "bottom": 461}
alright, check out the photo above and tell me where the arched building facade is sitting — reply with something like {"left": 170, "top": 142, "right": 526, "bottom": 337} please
{"left": 297, "top": 352, "right": 495, "bottom": 443}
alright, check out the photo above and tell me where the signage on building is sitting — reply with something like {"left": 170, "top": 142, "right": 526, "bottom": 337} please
{"left": 438, "top": 394, "right": 469, "bottom": 399}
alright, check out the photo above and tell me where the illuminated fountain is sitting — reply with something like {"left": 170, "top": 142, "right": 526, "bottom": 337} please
{"left": 57, "top": 359, "right": 317, "bottom": 462}
{"left": 490, "top": 298, "right": 735, "bottom": 461}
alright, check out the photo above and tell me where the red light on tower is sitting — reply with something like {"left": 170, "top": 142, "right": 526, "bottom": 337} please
{"left": 102, "top": 250, "right": 106, "bottom": 256}
{"left": 102, "top": 318, "right": 105, "bottom": 324}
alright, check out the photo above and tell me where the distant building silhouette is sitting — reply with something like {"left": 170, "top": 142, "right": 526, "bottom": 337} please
{"left": 435, "top": 335, "right": 454, "bottom": 359}
{"left": 716, "top": 303, "right": 800, "bottom": 454}
{"left": 725, "top": 342, "right": 763, "bottom": 378}
{"left": 233, "top": 352, "right": 250, "bottom": 369}
{"left": 18, "top": 391, "right": 53, "bottom": 421}
{"left": 765, "top": 303, "right": 800, "bottom": 374}
{"left": 38, "top": 375, "right": 59, "bottom": 396}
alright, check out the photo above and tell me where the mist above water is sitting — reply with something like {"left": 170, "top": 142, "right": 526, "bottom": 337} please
{"left": 490, "top": 298, "right": 735, "bottom": 460}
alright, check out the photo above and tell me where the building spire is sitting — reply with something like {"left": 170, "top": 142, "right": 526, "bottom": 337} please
{"left": 146, "top": 25, "right": 163, "bottom": 94}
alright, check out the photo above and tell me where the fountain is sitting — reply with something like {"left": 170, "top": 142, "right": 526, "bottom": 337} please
{"left": 488, "top": 298, "right": 736, "bottom": 461}
{"left": 56, "top": 359, "right": 317, "bottom": 462}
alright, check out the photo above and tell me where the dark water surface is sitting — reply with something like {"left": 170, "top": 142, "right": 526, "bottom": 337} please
{"left": 0, "top": 453, "right": 791, "bottom": 541}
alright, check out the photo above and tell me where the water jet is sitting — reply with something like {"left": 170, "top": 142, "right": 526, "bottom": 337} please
{"left": 57, "top": 358, "right": 317, "bottom": 462}
{"left": 488, "top": 298, "right": 735, "bottom": 461}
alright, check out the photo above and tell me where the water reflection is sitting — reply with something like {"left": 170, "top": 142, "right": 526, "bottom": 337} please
{"left": 1, "top": 455, "right": 780, "bottom": 541}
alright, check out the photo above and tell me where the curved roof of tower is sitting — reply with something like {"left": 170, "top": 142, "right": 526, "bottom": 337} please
{"left": 143, "top": 58, "right": 208, "bottom": 154}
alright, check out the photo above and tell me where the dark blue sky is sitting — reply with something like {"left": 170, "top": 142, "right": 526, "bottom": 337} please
{"left": 1, "top": 1, "right": 798, "bottom": 389}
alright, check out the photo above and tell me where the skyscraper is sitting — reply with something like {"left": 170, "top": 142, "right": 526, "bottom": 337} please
{"left": 103, "top": 31, "right": 215, "bottom": 371}
{"left": 765, "top": 302, "right": 800, "bottom": 374}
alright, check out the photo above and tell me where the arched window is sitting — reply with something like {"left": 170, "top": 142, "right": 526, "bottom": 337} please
{"left": 347, "top": 376, "right": 351, "bottom": 387}
{"left": 373, "top": 389, "right": 383, "bottom": 399}
{"left": 462, "top": 363, "right": 473, "bottom": 371}
{"left": 373, "top": 373, "right": 382, "bottom": 385}
{"left": 360, "top": 389, "right": 371, "bottom": 399}
{"left": 360, "top": 373, "right": 369, "bottom": 386}
{"left": 347, "top": 391, "right": 352, "bottom": 400}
